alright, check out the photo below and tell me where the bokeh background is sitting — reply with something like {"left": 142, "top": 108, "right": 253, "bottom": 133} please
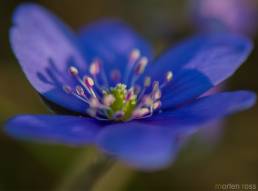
{"left": 0, "top": 0, "right": 258, "bottom": 190}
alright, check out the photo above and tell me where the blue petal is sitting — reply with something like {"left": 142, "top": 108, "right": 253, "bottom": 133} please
{"left": 97, "top": 122, "right": 187, "bottom": 170}
{"left": 79, "top": 19, "right": 153, "bottom": 85}
{"left": 146, "top": 91, "right": 256, "bottom": 126}
{"left": 5, "top": 115, "right": 103, "bottom": 146}
{"left": 161, "top": 69, "right": 213, "bottom": 108}
{"left": 146, "top": 34, "right": 253, "bottom": 109}
{"left": 10, "top": 3, "right": 89, "bottom": 113}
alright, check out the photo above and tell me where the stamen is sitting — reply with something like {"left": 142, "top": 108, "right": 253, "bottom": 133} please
{"left": 68, "top": 66, "right": 97, "bottom": 98}
{"left": 166, "top": 71, "right": 173, "bottom": 82}
{"left": 130, "top": 49, "right": 141, "bottom": 64}
{"left": 88, "top": 59, "right": 108, "bottom": 93}
{"left": 63, "top": 85, "right": 72, "bottom": 94}
{"left": 72, "top": 92, "right": 90, "bottom": 104}
{"left": 75, "top": 85, "right": 85, "bottom": 97}
{"left": 124, "top": 49, "right": 141, "bottom": 83}
{"left": 133, "top": 85, "right": 141, "bottom": 95}
{"left": 103, "top": 94, "right": 115, "bottom": 106}
{"left": 83, "top": 76, "right": 94, "bottom": 88}
{"left": 113, "top": 111, "right": 125, "bottom": 119}
{"left": 126, "top": 88, "right": 134, "bottom": 101}
{"left": 89, "top": 60, "right": 101, "bottom": 76}
{"left": 144, "top": 76, "right": 151, "bottom": 87}
{"left": 142, "top": 95, "right": 154, "bottom": 106}
{"left": 82, "top": 76, "right": 97, "bottom": 98}
{"left": 87, "top": 108, "right": 110, "bottom": 121}
{"left": 129, "top": 57, "right": 148, "bottom": 87}
{"left": 133, "top": 107, "right": 150, "bottom": 118}
{"left": 153, "top": 89, "right": 161, "bottom": 100}
{"left": 92, "top": 58, "right": 110, "bottom": 87}
{"left": 87, "top": 108, "right": 97, "bottom": 117}
{"left": 69, "top": 66, "right": 79, "bottom": 76}
{"left": 111, "top": 69, "right": 121, "bottom": 82}
{"left": 136, "top": 77, "right": 151, "bottom": 101}
{"left": 64, "top": 56, "right": 173, "bottom": 122}
{"left": 153, "top": 101, "right": 161, "bottom": 110}
{"left": 134, "top": 57, "right": 148, "bottom": 75}
{"left": 89, "top": 97, "right": 100, "bottom": 108}
{"left": 152, "top": 81, "right": 159, "bottom": 91}
{"left": 160, "top": 71, "right": 173, "bottom": 89}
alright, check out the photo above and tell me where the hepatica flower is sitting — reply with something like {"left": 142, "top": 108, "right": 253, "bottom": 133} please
{"left": 5, "top": 4, "right": 256, "bottom": 170}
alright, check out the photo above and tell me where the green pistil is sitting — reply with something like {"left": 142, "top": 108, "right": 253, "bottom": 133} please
{"left": 106, "top": 83, "right": 137, "bottom": 121}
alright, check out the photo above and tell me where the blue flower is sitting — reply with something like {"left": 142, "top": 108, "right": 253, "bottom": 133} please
{"left": 190, "top": 0, "right": 258, "bottom": 36}
{"left": 4, "top": 3, "right": 256, "bottom": 170}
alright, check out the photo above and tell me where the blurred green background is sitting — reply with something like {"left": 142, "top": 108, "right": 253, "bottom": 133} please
{"left": 0, "top": 0, "right": 258, "bottom": 190}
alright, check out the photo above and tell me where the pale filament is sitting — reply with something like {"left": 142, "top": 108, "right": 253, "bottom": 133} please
{"left": 63, "top": 49, "right": 173, "bottom": 121}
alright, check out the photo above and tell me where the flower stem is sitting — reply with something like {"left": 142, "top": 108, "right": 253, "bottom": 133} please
{"left": 55, "top": 150, "right": 114, "bottom": 191}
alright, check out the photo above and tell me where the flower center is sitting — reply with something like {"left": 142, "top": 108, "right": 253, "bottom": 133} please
{"left": 103, "top": 83, "right": 137, "bottom": 121}
{"left": 63, "top": 49, "right": 173, "bottom": 121}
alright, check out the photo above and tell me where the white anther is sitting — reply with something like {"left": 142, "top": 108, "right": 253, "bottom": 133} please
{"left": 90, "top": 60, "right": 101, "bottom": 76}
{"left": 133, "top": 108, "right": 150, "bottom": 118}
{"left": 166, "top": 71, "right": 173, "bottom": 82}
{"left": 83, "top": 76, "right": 94, "bottom": 88}
{"left": 142, "top": 95, "right": 154, "bottom": 106}
{"left": 103, "top": 94, "right": 115, "bottom": 106}
{"left": 139, "top": 57, "right": 148, "bottom": 66}
{"left": 130, "top": 49, "right": 141, "bottom": 61}
{"left": 89, "top": 97, "right": 99, "bottom": 108}
{"left": 69, "top": 66, "right": 79, "bottom": 76}
{"left": 153, "top": 101, "right": 161, "bottom": 110}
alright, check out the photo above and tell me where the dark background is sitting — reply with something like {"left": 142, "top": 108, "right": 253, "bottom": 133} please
{"left": 0, "top": 0, "right": 258, "bottom": 190}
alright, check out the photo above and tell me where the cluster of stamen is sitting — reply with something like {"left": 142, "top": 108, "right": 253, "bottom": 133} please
{"left": 63, "top": 49, "right": 173, "bottom": 122}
